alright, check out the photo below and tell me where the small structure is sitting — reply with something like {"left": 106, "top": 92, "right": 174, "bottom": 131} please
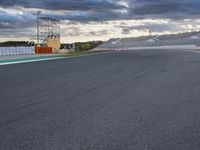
{"left": 45, "top": 35, "right": 61, "bottom": 52}
{"left": 31, "top": 17, "right": 61, "bottom": 53}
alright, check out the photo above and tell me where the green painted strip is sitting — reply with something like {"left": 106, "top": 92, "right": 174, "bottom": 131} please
{"left": 0, "top": 51, "right": 111, "bottom": 65}
{"left": 0, "top": 55, "right": 65, "bottom": 63}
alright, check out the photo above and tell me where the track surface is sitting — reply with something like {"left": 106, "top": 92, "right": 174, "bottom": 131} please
{"left": 1, "top": 50, "right": 200, "bottom": 150}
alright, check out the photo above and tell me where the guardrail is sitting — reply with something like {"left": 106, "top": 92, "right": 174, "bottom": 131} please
{"left": 0, "top": 47, "right": 35, "bottom": 56}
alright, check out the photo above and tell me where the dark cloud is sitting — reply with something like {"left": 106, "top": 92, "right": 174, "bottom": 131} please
{"left": 0, "top": 0, "right": 126, "bottom": 11}
{"left": 130, "top": 1, "right": 180, "bottom": 15}
{"left": 0, "top": 28, "right": 33, "bottom": 38}
{"left": 0, "top": 0, "right": 200, "bottom": 40}
{"left": 128, "top": 0, "right": 200, "bottom": 19}
{"left": 0, "top": 0, "right": 200, "bottom": 23}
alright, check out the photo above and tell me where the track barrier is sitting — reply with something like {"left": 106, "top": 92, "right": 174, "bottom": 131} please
{"left": 0, "top": 47, "right": 35, "bottom": 56}
{"left": 35, "top": 46, "right": 53, "bottom": 54}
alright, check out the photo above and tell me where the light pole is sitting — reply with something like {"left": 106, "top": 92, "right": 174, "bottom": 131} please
{"left": 148, "top": 29, "right": 152, "bottom": 38}
{"left": 36, "top": 10, "right": 41, "bottom": 46}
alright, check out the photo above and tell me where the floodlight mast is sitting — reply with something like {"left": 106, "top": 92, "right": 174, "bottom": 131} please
{"left": 36, "top": 10, "right": 41, "bottom": 46}
{"left": 148, "top": 29, "right": 152, "bottom": 38}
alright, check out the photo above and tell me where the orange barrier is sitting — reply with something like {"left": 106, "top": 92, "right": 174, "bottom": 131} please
{"left": 35, "top": 46, "right": 53, "bottom": 54}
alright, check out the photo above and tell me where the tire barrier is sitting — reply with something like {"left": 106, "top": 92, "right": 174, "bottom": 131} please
{"left": 0, "top": 47, "right": 35, "bottom": 56}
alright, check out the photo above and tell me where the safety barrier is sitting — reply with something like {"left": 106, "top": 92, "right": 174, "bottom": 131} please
{"left": 0, "top": 47, "right": 35, "bottom": 56}
{"left": 35, "top": 47, "right": 53, "bottom": 54}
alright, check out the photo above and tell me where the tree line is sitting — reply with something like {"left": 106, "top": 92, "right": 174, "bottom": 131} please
{"left": 0, "top": 41, "right": 35, "bottom": 47}
{"left": 61, "top": 41, "right": 103, "bottom": 51}
{"left": 0, "top": 40, "right": 104, "bottom": 50}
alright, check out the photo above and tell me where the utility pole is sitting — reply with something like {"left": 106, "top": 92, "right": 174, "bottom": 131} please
{"left": 72, "top": 43, "right": 76, "bottom": 51}
{"left": 36, "top": 10, "right": 41, "bottom": 46}
{"left": 148, "top": 30, "right": 152, "bottom": 38}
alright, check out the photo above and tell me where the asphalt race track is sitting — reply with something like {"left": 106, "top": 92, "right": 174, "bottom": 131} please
{"left": 1, "top": 49, "right": 200, "bottom": 150}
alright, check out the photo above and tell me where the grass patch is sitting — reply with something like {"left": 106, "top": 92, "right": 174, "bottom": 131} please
{"left": 63, "top": 50, "right": 102, "bottom": 57}
{"left": 0, "top": 55, "right": 64, "bottom": 63}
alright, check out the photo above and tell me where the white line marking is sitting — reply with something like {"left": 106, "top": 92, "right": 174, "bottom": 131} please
{"left": 0, "top": 51, "right": 114, "bottom": 66}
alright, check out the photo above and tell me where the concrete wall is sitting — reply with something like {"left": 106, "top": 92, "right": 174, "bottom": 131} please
{"left": 0, "top": 47, "right": 35, "bottom": 56}
{"left": 95, "top": 37, "right": 199, "bottom": 51}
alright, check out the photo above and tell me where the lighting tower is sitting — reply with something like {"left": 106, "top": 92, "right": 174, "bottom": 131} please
{"left": 31, "top": 15, "right": 61, "bottom": 52}
{"left": 38, "top": 17, "right": 60, "bottom": 42}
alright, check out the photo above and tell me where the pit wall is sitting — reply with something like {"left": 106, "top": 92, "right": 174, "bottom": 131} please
{"left": 0, "top": 47, "right": 35, "bottom": 56}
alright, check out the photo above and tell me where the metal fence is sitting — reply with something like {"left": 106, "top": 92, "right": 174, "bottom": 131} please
{"left": 0, "top": 47, "right": 35, "bottom": 56}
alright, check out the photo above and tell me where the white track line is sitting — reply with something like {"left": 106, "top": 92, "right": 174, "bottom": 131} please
{"left": 0, "top": 51, "right": 115, "bottom": 66}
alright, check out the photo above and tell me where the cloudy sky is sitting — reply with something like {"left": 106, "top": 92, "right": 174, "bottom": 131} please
{"left": 0, "top": 0, "right": 200, "bottom": 43}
